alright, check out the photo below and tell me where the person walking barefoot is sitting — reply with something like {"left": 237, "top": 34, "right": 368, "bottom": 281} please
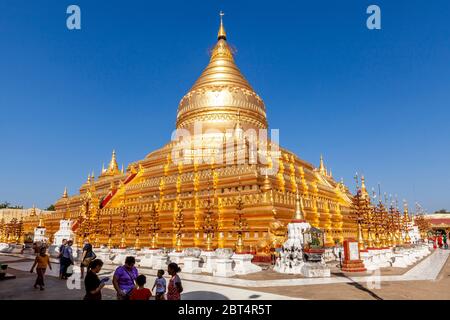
{"left": 30, "top": 247, "right": 52, "bottom": 291}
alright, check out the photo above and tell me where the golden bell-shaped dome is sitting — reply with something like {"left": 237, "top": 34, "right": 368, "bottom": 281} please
{"left": 176, "top": 13, "right": 268, "bottom": 134}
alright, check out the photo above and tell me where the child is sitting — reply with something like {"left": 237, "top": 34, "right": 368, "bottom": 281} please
{"left": 167, "top": 263, "right": 183, "bottom": 300}
{"left": 30, "top": 247, "right": 52, "bottom": 290}
{"left": 152, "top": 269, "right": 167, "bottom": 300}
{"left": 129, "top": 274, "right": 152, "bottom": 300}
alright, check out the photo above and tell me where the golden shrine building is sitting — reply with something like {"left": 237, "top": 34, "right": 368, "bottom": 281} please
{"left": 14, "top": 17, "right": 359, "bottom": 253}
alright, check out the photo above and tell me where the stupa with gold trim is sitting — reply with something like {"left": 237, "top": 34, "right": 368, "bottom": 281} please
{"left": 29, "top": 13, "right": 355, "bottom": 252}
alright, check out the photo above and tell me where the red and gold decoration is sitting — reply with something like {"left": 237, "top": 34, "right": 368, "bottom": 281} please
{"left": 341, "top": 239, "right": 366, "bottom": 272}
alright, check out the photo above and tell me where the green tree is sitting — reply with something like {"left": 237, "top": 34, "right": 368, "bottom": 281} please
{"left": 0, "top": 201, "right": 23, "bottom": 209}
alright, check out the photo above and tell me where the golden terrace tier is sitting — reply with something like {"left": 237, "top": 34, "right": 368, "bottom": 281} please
{"left": 27, "top": 16, "right": 356, "bottom": 252}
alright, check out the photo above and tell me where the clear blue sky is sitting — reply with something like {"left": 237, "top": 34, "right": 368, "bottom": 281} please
{"left": 0, "top": 0, "right": 448, "bottom": 212}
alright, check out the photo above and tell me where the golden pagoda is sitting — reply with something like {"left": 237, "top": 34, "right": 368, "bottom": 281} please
{"left": 35, "top": 13, "right": 356, "bottom": 251}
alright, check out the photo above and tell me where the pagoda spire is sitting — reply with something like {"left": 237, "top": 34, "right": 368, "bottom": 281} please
{"left": 30, "top": 205, "right": 37, "bottom": 217}
{"left": 361, "top": 175, "right": 369, "bottom": 199}
{"left": 62, "top": 187, "right": 68, "bottom": 199}
{"left": 293, "top": 191, "right": 305, "bottom": 221}
{"left": 217, "top": 11, "right": 227, "bottom": 40}
{"left": 38, "top": 213, "right": 44, "bottom": 228}
{"left": 108, "top": 150, "right": 119, "bottom": 173}
{"left": 319, "top": 154, "right": 326, "bottom": 175}
{"left": 403, "top": 200, "right": 410, "bottom": 221}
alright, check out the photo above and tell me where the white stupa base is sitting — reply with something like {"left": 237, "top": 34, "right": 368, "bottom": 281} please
{"left": 360, "top": 251, "right": 380, "bottom": 271}
{"left": 213, "top": 258, "right": 235, "bottom": 277}
{"left": 274, "top": 259, "right": 304, "bottom": 274}
{"left": 138, "top": 248, "right": 161, "bottom": 268}
{"left": 301, "top": 262, "right": 331, "bottom": 278}
{"left": 391, "top": 254, "right": 410, "bottom": 268}
{"left": 232, "top": 253, "right": 262, "bottom": 275}
{"left": 152, "top": 255, "right": 169, "bottom": 270}
{"left": 111, "top": 249, "right": 129, "bottom": 265}
{"left": 169, "top": 251, "right": 185, "bottom": 265}
{"left": 0, "top": 243, "right": 13, "bottom": 253}
{"left": 96, "top": 247, "right": 113, "bottom": 264}
{"left": 283, "top": 221, "right": 311, "bottom": 248}
{"left": 201, "top": 251, "right": 216, "bottom": 274}
{"left": 183, "top": 257, "right": 202, "bottom": 273}
{"left": 52, "top": 220, "right": 76, "bottom": 246}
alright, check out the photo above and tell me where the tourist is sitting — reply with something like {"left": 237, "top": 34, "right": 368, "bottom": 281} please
{"left": 443, "top": 233, "right": 448, "bottom": 250}
{"left": 33, "top": 241, "right": 43, "bottom": 256}
{"left": 112, "top": 256, "right": 138, "bottom": 300}
{"left": 152, "top": 269, "right": 166, "bottom": 300}
{"left": 166, "top": 262, "right": 183, "bottom": 300}
{"left": 438, "top": 234, "right": 443, "bottom": 248}
{"left": 83, "top": 259, "right": 106, "bottom": 300}
{"left": 32, "top": 242, "right": 39, "bottom": 256}
{"left": 60, "top": 239, "right": 74, "bottom": 279}
{"left": 80, "top": 240, "right": 96, "bottom": 279}
{"left": 58, "top": 239, "right": 67, "bottom": 279}
{"left": 30, "top": 247, "right": 52, "bottom": 290}
{"left": 129, "top": 275, "right": 152, "bottom": 300}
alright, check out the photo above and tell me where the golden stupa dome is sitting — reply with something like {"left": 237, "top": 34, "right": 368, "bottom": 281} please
{"left": 176, "top": 13, "right": 268, "bottom": 134}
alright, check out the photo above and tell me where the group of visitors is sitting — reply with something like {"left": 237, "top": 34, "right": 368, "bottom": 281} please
{"left": 84, "top": 256, "right": 183, "bottom": 301}
{"left": 432, "top": 232, "right": 449, "bottom": 249}
{"left": 29, "top": 238, "right": 184, "bottom": 300}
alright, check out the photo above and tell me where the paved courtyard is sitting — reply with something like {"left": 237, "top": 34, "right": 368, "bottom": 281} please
{"left": 0, "top": 249, "right": 448, "bottom": 300}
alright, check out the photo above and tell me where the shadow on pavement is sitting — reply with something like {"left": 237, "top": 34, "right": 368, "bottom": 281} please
{"left": 182, "top": 291, "right": 229, "bottom": 300}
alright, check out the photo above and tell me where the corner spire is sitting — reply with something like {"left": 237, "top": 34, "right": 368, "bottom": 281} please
{"left": 30, "top": 204, "right": 37, "bottom": 217}
{"left": 361, "top": 175, "right": 369, "bottom": 199}
{"left": 109, "top": 150, "right": 119, "bottom": 172}
{"left": 217, "top": 11, "right": 227, "bottom": 40}
{"left": 293, "top": 191, "right": 305, "bottom": 221}
{"left": 319, "top": 154, "right": 326, "bottom": 175}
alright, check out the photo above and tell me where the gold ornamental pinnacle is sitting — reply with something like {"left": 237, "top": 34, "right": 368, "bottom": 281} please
{"left": 218, "top": 11, "right": 226, "bottom": 40}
